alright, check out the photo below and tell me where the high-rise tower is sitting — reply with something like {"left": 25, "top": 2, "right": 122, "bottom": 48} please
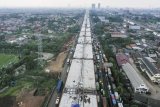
{"left": 92, "top": 4, "right": 95, "bottom": 10}
{"left": 98, "top": 3, "right": 101, "bottom": 9}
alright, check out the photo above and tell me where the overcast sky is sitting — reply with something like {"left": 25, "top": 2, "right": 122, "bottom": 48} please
{"left": 0, "top": 0, "right": 160, "bottom": 8}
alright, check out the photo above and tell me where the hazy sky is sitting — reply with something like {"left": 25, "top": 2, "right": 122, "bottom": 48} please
{"left": 0, "top": 0, "right": 160, "bottom": 8}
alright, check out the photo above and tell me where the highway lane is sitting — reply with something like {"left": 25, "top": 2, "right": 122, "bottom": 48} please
{"left": 47, "top": 61, "right": 69, "bottom": 107}
{"left": 47, "top": 36, "right": 77, "bottom": 107}
{"left": 94, "top": 34, "right": 118, "bottom": 107}
{"left": 47, "top": 52, "right": 72, "bottom": 107}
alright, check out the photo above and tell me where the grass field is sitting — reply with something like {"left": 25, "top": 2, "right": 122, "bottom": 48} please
{"left": 0, "top": 53, "right": 19, "bottom": 69}
{"left": 0, "top": 75, "right": 56, "bottom": 97}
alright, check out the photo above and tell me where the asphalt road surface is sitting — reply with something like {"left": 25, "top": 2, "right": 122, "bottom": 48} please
{"left": 47, "top": 36, "right": 77, "bottom": 107}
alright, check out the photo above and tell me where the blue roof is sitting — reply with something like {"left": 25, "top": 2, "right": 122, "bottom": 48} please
{"left": 71, "top": 104, "right": 80, "bottom": 107}
{"left": 56, "top": 80, "right": 63, "bottom": 92}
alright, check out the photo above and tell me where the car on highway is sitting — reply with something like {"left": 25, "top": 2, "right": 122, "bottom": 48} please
{"left": 55, "top": 97, "right": 60, "bottom": 106}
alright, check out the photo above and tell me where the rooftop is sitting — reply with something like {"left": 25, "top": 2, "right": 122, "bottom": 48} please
{"left": 122, "top": 63, "right": 148, "bottom": 92}
{"left": 141, "top": 57, "right": 160, "bottom": 76}
{"left": 145, "top": 57, "right": 156, "bottom": 63}
{"left": 116, "top": 53, "right": 129, "bottom": 66}
{"left": 111, "top": 32, "right": 127, "bottom": 38}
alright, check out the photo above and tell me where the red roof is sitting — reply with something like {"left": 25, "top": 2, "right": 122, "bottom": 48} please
{"left": 116, "top": 53, "right": 129, "bottom": 66}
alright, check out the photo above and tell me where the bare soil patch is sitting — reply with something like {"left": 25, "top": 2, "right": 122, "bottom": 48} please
{"left": 17, "top": 90, "right": 45, "bottom": 107}
{"left": 47, "top": 51, "right": 67, "bottom": 73}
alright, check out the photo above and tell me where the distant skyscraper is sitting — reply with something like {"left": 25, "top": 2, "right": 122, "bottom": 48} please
{"left": 98, "top": 3, "right": 101, "bottom": 9}
{"left": 92, "top": 4, "right": 95, "bottom": 10}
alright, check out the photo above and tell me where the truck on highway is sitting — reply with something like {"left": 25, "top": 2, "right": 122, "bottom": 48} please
{"left": 102, "top": 96, "right": 107, "bottom": 107}
{"left": 107, "top": 68, "right": 112, "bottom": 75}
{"left": 110, "top": 93, "right": 117, "bottom": 105}
{"left": 118, "top": 103, "right": 123, "bottom": 107}
{"left": 114, "top": 92, "right": 119, "bottom": 100}
{"left": 103, "top": 54, "right": 108, "bottom": 62}
{"left": 108, "top": 85, "right": 111, "bottom": 90}
{"left": 97, "top": 95, "right": 100, "bottom": 102}
{"left": 67, "top": 59, "right": 70, "bottom": 65}
{"left": 96, "top": 82, "right": 100, "bottom": 90}
{"left": 56, "top": 80, "right": 63, "bottom": 93}
{"left": 96, "top": 54, "right": 100, "bottom": 60}
{"left": 95, "top": 74, "right": 98, "bottom": 81}
{"left": 101, "top": 89, "right": 105, "bottom": 96}
{"left": 66, "top": 67, "right": 70, "bottom": 73}
{"left": 111, "top": 83, "right": 116, "bottom": 90}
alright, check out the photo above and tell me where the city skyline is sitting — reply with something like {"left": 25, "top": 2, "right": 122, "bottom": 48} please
{"left": 0, "top": 0, "right": 160, "bottom": 8}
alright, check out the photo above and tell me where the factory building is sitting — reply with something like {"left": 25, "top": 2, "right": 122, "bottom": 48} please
{"left": 140, "top": 57, "right": 160, "bottom": 83}
{"left": 116, "top": 53, "right": 149, "bottom": 93}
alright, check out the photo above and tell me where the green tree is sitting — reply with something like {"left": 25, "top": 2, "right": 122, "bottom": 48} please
{"left": 25, "top": 55, "right": 37, "bottom": 70}
{"left": 130, "top": 105, "right": 138, "bottom": 107}
{"left": 116, "top": 85, "right": 124, "bottom": 94}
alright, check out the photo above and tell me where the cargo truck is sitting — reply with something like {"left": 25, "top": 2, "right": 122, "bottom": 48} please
{"left": 56, "top": 80, "right": 63, "bottom": 93}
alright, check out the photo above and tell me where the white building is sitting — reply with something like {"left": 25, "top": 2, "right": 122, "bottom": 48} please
{"left": 129, "top": 25, "right": 141, "bottom": 30}
{"left": 98, "top": 16, "right": 109, "bottom": 23}
{"left": 111, "top": 32, "right": 127, "bottom": 38}
{"left": 141, "top": 57, "right": 160, "bottom": 83}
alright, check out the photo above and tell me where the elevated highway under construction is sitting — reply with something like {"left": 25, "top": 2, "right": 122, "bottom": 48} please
{"left": 59, "top": 10, "right": 98, "bottom": 107}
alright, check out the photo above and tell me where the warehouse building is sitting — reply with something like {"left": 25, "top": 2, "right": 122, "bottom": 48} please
{"left": 141, "top": 57, "right": 160, "bottom": 83}
{"left": 122, "top": 63, "right": 149, "bottom": 93}
{"left": 129, "top": 25, "right": 141, "bottom": 30}
{"left": 111, "top": 32, "right": 127, "bottom": 38}
{"left": 116, "top": 53, "right": 129, "bottom": 66}
{"left": 116, "top": 54, "right": 149, "bottom": 93}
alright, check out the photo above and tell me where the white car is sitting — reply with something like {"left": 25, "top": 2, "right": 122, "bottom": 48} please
{"left": 55, "top": 97, "right": 60, "bottom": 105}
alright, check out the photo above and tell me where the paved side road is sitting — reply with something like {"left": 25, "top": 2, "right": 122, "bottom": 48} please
{"left": 47, "top": 36, "right": 77, "bottom": 107}
{"left": 47, "top": 91, "right": 58, "bottom": 107}
{"left": 47, "top": 56, "right": 70, "bottom": 107}
{"left": 129, "top": 58, "right": 160, "bottom": 99}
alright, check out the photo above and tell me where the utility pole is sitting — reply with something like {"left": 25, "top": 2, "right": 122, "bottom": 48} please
{"left": 37, "top": 33, "right": 43, "bottom": 68}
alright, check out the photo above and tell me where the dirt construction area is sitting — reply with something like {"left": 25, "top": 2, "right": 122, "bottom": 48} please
{"left": 0, "top": 90, "right": 45, "bottom": 107}
{"left": 47, "top": 51, "right": 67, "bottom": 73}
{"left": 46, "top": 36, "right": 75, "bottom": 73}
{"left": 17, "top": 90, "right": 45, "bottom": 107}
